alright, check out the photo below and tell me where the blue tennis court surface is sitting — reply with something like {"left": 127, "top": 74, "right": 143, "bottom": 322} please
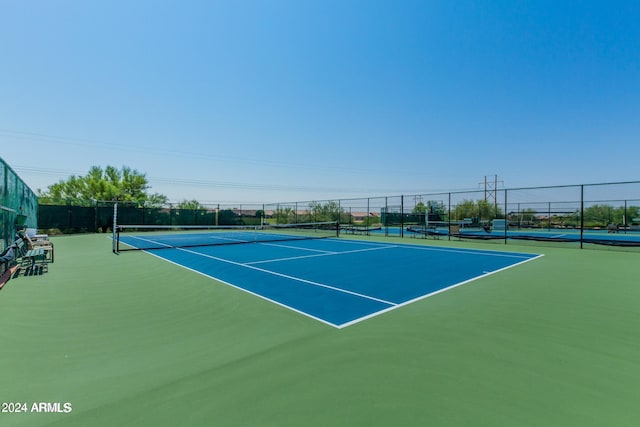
{"left": 395, "top": 225, "right": 640, "bottom": 245}
{"left": 126, "top": 237, "right": 542, "bottom": 328}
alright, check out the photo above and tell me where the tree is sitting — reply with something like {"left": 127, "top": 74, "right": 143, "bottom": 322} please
{"left": 308, "top": 201, "right": 344, "bottom": 222}
{"left": 477, "top": 199, "right": 500, "bottom": 220}
{"left": 413, "top": 200, "right": 446, "bottom": 221}
{"left": 453, "top": 199, "right": 502, "bottom": 222}
{"left": 177, "top": 200, "right": 206, "bottom": 210}
{"left": 508, "top": 208, "right": 538, "bottom": 227}
{"left": 275, "top": 207, "right": 296, "bottom": 224}
{"left": 582, "top": 204, "right": 639, "bottom": 227}
{"left": 218, "top": 209, "right": 238, "bottom": 225}
{"left": 38, "top": 165, "right": 168, "bottom": 205}
{"left": 413, "top": 202, "right": 427, "bottom": 214}
{"left": 627, "top": 206, "right": 640, "bottom": 224}
{"left": 145, "top": 193, "right": 169, "bottom": 208}
{"left": 453, "top": 200, "right": 477, "bottom": 221}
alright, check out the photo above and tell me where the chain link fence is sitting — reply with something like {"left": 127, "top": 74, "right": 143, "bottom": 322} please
{"left": 37, "top": 180, "right": 640, "bottom": 250}
{"left": 1, "top": 157, "right": 38, "bottom": 254}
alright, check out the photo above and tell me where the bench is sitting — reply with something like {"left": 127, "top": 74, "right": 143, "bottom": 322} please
{"left": 13, "top": 238, "right": 47, "bottom": 274}
{"left": 341, "top": 226, "right": 381, "bottom": 236}
{"left": 24, "top": 247, "right": 46, "bottom": 267}
{"left": 14, "top": 239, "right": 27, "bottom": 258}
{"left": 406, "top": 226, "right": 443, "bottom": 240}
{"left": 22, "top": 231, "right": 54, "bottom": 263}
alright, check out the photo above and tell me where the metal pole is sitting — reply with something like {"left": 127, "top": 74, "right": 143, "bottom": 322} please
{"left": 400, "top": 195, "right": 404, "bottom": 238}
{"left": 112, "top": 202, "right": 118, "bottom": 253}
{"left": 448, "top": 192, "right": 451, "bottom": 241}
{"left": 580, "top": 185, "right": 584, "bottom": 249}
{"left": 93, "top": 200, "right": 98, "bottom": 232}
{"left": 504, "top": 189, "right": 508, "bottom": 244}
{"left": 385, "top": 197, "right": 388, "bottom": 236}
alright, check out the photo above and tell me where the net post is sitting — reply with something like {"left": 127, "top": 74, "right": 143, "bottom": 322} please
{"left": 112, "top": 202, "right": 118, "bottom": 254}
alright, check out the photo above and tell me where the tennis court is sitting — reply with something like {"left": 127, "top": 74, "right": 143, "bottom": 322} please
{"left": 118, "top": 228, "right": 541, "bottom": 328}
{"left": 463, "top": 227, "right": 640, "bottom": 244}
{"left": 2, "top": 233, "right": 640, "bottom": 426}
{"left": 399, "top": 224, "right": 640, "bottom": 246}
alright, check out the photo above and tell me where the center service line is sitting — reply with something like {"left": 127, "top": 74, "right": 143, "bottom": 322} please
{"left": 178, "top": 247, "right": 397, "bottom": 306}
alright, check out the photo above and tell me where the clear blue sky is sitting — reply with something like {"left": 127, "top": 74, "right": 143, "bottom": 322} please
{"left": 1, "top": 0, "right": 639, "bottom": 204}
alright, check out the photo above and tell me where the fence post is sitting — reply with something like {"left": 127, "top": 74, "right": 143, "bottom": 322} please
{"left": 93, "top": 200, "right": 98, "bottom": 232}
{"left": 384, "top": 197, "right": 388, "bottom": 236}
{"left": 400, "top": 195, "right": 404, "bottom": 238}
{"left": 504, "top": 189, "right": 508, "bottom": 244}
{"left": 448, "top": 192, "right": 451, "bottom": 241}
{"left": 580, "top": 185, "right": 584, "bottom": 249}
{"left": 67, "top": 199, "right": 72, "bottom": 230}
{"left": 112, "top": 202, "right": 118, "bottom": 253}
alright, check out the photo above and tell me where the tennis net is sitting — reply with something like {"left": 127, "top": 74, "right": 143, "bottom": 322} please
{"left": 114, "top": 221, "right": 339, "bottom": 252}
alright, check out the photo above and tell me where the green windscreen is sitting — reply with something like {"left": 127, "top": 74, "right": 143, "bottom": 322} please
{"left": 0, "top": 157, "right": 38, "bottom": 252}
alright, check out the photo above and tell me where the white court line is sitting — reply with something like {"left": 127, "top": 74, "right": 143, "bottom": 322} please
{"left": 122, "top": 236, "right": 543, "bottom": 329}
{"left": 138, "top": 249, "right": 342, "bottom": 328}
{"left": 246, "top": 252, "right": 339, "bottom": 265}
{"left": 128, "top": 236, "right": 173, "bottom": 248}
{"left": 549, "top": 234, "right": 569, "bottom": 239}
{"left": 247, "top": 244, "right": 398, "bottom": 265}
{"left": 127, "top": 234, "right": 251, "bottom": 246}
{"left": 326, "top": 238, "right": 536, "bottom": 259}
{"left": 206, "top": 236, "right": 252, "bottom": 243}
{"left": 177, "top": 247, "right": 397, "bottom": 306}
{"left": 260, "top": 242, "right": 336, "bottom": 253}
{"left": 336, "top": 253, "right": 546, "bottom": 329}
